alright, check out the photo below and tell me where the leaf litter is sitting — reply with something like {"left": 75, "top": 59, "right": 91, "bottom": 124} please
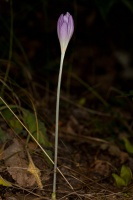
{"left": 0, "top": 90, "right": 133, "bottom": 199}
{"left": 1, "top": 138, "right": 38, "bottom": 187}
{"left": 0, "top": 107, "right": 133, "bottom": 199}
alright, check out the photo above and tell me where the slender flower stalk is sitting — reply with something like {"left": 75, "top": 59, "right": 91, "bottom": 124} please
{"left": 52, "top": 12, "right": 74, "bottom": 200}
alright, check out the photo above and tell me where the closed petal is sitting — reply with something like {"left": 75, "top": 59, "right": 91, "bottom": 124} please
{"left": 57, "top": 12, "right": 74, "bottom": 53}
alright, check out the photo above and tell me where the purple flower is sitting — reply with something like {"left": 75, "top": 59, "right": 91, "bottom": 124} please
{"left": 57, "top": 12, "right": 74, "bottom": 54}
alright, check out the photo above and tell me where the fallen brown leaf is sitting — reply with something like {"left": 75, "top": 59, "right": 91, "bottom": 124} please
{"left": 2, "top": 138, "right": 37, "bottom": 187}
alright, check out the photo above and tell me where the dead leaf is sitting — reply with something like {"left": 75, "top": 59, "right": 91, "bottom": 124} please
{"left": 2, "top": 138, "right": 37, "bottom": 187}
{"left": 27, "top": 150, "right": 43, "bottom": 189}
{"left": 90, "top": 160, "right": 111, "bottom": 177}
{"left": 108, "top": 145, "right": 121, "bottom": 156}
{"left": 0, "top": 175, "right": 12, "bottom": 187}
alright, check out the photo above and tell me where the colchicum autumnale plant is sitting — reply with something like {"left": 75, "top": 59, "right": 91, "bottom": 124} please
{"left": 52, "top": 12, "right": 74, "bottom": 200}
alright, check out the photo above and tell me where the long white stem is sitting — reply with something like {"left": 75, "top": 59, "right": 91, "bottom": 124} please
{"left": 52, "top": 52, "right": 65, "bottom": 199}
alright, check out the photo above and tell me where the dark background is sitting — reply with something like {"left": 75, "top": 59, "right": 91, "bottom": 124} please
{"left": 1, "top": 0, "right": 133, "bottom": 94}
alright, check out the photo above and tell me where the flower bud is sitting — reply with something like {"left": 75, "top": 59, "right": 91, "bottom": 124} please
{"left": 57, "top": 12, "right": 74, "bottom": 54}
